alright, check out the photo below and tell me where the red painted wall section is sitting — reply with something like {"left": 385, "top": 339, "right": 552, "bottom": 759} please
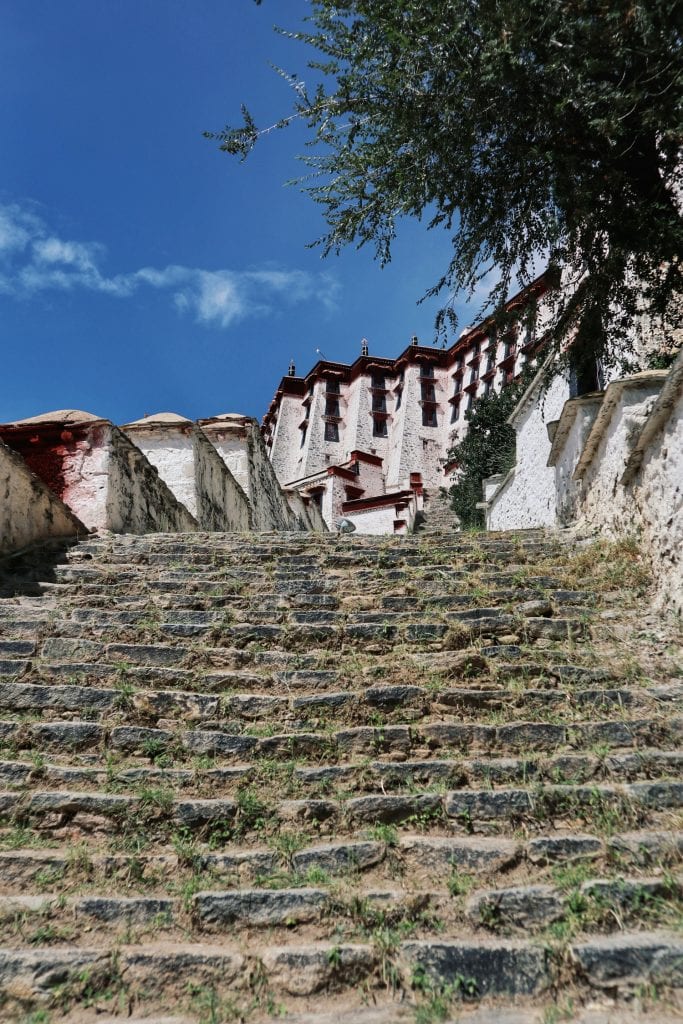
{"left": 0, "top": 423, "right": 93, "bottom": 503}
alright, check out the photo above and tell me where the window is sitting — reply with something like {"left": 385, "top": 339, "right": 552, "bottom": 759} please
{"left": 450, "top": 401, "right": 460, "bottom": 423}
{"left": 471, "top": 366, "right": 479, "bottom": 384}
{"left": 422, "top": 383, "right": 436, "bottom": 403}
{"left": 325, "top": 399, "right": 340, "bottom": 418}
{"left": 483, "top": 380, "right": 493, "bottom": 397}
{"left": 486, "top": 354, "right": 496, "bottom": 373}
{"left": 453, "top": 378, "right": 462, "bottom": 395}
{"left": 324, "top": 421, "right": 339, "bottom": 442}
{"left": 300, "top": 426, "right": 307, "bottom": 447}
{"left": 326, "top": 379, "right": 340, "bottom": 394}
{"left": 371, "top": 372, "right": 386, "bottom": 389}
{"left": 422, "top": 406, "right": 438, "bottom": 428}
{"left": 373, "top": 417, "right": 388, "bottom": 438}
{"left": 421, "top": 363, "right": 434, "bottom": 378}
{"left": 395, "top": 389, "right": 402, "bottom": 410}
{"left": 466, "top": 393, "right": 474, "bottom": 411}
{"left": 372, "top": 393, "right": 387, "bottom": 412}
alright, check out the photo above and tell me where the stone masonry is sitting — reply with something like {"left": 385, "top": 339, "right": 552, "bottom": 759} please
{"left": 0, "top": 525, "right": 681, "bottom": 1022}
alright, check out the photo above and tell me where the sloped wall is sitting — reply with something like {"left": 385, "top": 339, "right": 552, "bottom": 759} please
{"left": 0, "top": 416, "right": 197, "bottom": 535}
{"left": 122, "top": 419, "right": 250, "bottom": 532}
{"left": 0, "top": 440, "right": 86, "bottom": 556}
{"left": 572, "top": 364, "right": 683, "bottom": 614}
{"left": 200, "top": 416, "right": 306, "bottom": 532}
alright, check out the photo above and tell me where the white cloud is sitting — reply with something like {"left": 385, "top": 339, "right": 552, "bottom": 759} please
{"left": 0, "top": 201, "right": 340, "bottom": 328}
{"left": 0, "top": 203, "right": 43, "bottom": 257}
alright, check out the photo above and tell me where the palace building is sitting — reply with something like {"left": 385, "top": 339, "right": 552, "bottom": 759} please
{"left": 262, "top": 272, "right": 551, "bottom": 533}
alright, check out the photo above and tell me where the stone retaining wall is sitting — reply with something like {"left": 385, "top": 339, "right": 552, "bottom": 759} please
{"left": 0, "top": 439, "right": 86, "bottom": 556}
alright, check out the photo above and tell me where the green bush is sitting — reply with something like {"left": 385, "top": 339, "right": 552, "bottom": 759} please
{"left": 447, "top": 365, "right": 537, "bottom": 527}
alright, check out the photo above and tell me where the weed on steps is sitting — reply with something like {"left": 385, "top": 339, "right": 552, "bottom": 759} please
{"left": 0, "top": 530, "right": 681, "bottom": 1022}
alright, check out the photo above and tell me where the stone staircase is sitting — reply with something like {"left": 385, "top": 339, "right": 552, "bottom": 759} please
{"left": 415, "top": 490, "right": 461, "bottom": 535}
{"left": 0, "top": 529, "right": 681, "bottom": 1023}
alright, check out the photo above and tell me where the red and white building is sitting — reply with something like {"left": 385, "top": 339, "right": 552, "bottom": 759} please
{"left": 262, "top": 273, "right": 551, "bottom": 533}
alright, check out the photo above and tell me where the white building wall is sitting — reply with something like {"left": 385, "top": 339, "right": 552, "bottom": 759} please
{"left": 344, "top": 493, "right": 420, "bottom": 535}
{"left": 201, "top": 417, "right": 300, "bottom": 531}
{"left": 487, "top": 373, "right": 569, "bottom": 530}
{"left": 270, "top": 395, "right": 303, "bottom": 484}
{"left": 300, "top": 381, "right": 326, "bottom": 478}
{"left": 123, "top": 428, "right": 197, "bottom": 517}
{"left": 629, "top": 386, "right": 683, "bottom": 613}
{"left": 551, "top": 398, "right": 603, "bottom": 526}
{"left": 343, "top": 376, "right": 363, "bottom": 457}
{"left": 391, "top": 364, "right": 445, "bottom": 489}
{"left": 208, "top": 430, "right": 251, "bottom": 497}
{"left": 355, "top": 373, "right": 392, "bottom": 462}
{"left": 191, "top": 427, "right": 251, "bottom": 531}
{"left": 385, "top": 376, "right": 408, "bottom": 489}
{"left": 285, "top": 489, "right": 327, "bottom": 532}
{"left": 553, "top": 363, "right": 683, "bottom": 614}
{"left": 575, "top": 379, "right": 666, "bottom": 531}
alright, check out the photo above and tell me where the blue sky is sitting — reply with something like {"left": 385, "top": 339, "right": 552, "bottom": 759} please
{"left": 1, "top": 1, "right": 483, "bottom": 424}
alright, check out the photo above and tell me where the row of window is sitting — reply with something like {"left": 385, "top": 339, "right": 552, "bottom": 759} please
{"left": 301, "top": 353, "right": 521, "bottom": 446}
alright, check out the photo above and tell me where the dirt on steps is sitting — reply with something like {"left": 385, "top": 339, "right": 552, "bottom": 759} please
{"left": 0, "top": 528, "right": 681, "bottom": 1023}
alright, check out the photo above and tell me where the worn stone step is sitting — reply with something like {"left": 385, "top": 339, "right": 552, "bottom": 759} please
{"left": 2, "top": 748, "right": 681, "bottom": 802}
{"left": 444, "top": 781, "right": 683, "bottom": 829}
{"left": 3, "top": 779, "right": 680, "bottom": 840}
{"left": 2, "top": 828, "right": 681, "bottom": 898}
{"left": 10, "top": 869, "right": 676, "bottom": 943}
{"left": 0, "top": 527, "right": 679, "bottom": 1024}
{"left": 1, "top": 687, "right": 679, "bottom": 754}
{"left": 0, "top": 934, "right": 680, "bottom": 1019}
{"left": 466, "top": 874, "right": 682, "bottom": 931}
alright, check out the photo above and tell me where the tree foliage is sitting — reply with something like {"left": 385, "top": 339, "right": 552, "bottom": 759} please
{"left": 447, "top": 365, "right": 537, "bottom": 527}
{"left": 208, "top": 0, "right": 682, "bottom": 362}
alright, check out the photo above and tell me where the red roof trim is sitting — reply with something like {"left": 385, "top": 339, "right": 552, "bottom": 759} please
{"left": 350, "top": 450, "right": 383, "bottom": 467}
{"left": 327, "top": 465, "right": 357, "bottom": 482}
{"left": 342, "top": 489, "right": 415, "bottom": 513}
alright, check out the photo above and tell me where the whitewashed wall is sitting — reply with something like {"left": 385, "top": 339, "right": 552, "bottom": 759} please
{"left": 124, "top": 426, "right": 197, "bottom": 516}
{"left": 575, "top": 375, "right": 667, "bottom": 526}
{"left": 201, "top": 416, "right": 302, "bottom": 531}
{"left": 122, "top": 419, "right": 251, "bottom": 532}
{"left": 285, "top": 489, "right": 327, "bottom": 532}
{"left": 269, "top": 393, "right": 303, "bottom": 484}
{"left": 486, "top": 372, "right": 569, "bottom": 530}
{"left": 100, "top": 426, "right": 198, "bottom": 533}
{"left": 569, "top": 368, "right": 681, "bottom": 612}
{"left": 549, "top": 395, "right": 604, "bottom": 526}
{"left": 0, "top": 440, "right": 86, "bottom": 556}
{"left": 343, "top": 502, "right": 403, "bottom": 536}
{"left": 629, "top": 384, "right": 683, "bottom": 613}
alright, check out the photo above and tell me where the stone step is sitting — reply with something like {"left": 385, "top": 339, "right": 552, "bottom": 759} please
{"left": 2, "top": 780, "right": 681, "bottom": 839}
{"left": 0, "top": 528, "right": 678, "bottom": 1023}
{"left": 1, "top": 930, "right": 681, "bottom": 1019}
{"left": 1, "top": 748, "right": 681, "bottom": 796}
{"left": 2, "top": 869, "right": 678, "bottom": 943}
{"left": 2, "top": 830, "right": 681, "bottom": 894}
{"left": 43, "top": 563, "right": 578, "bottom": 592}
{"left": 8, "top": 677, "right": 673, "bottom": 727}
{"left": 1, "top": 687, "right": 678, "bottom": 750}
